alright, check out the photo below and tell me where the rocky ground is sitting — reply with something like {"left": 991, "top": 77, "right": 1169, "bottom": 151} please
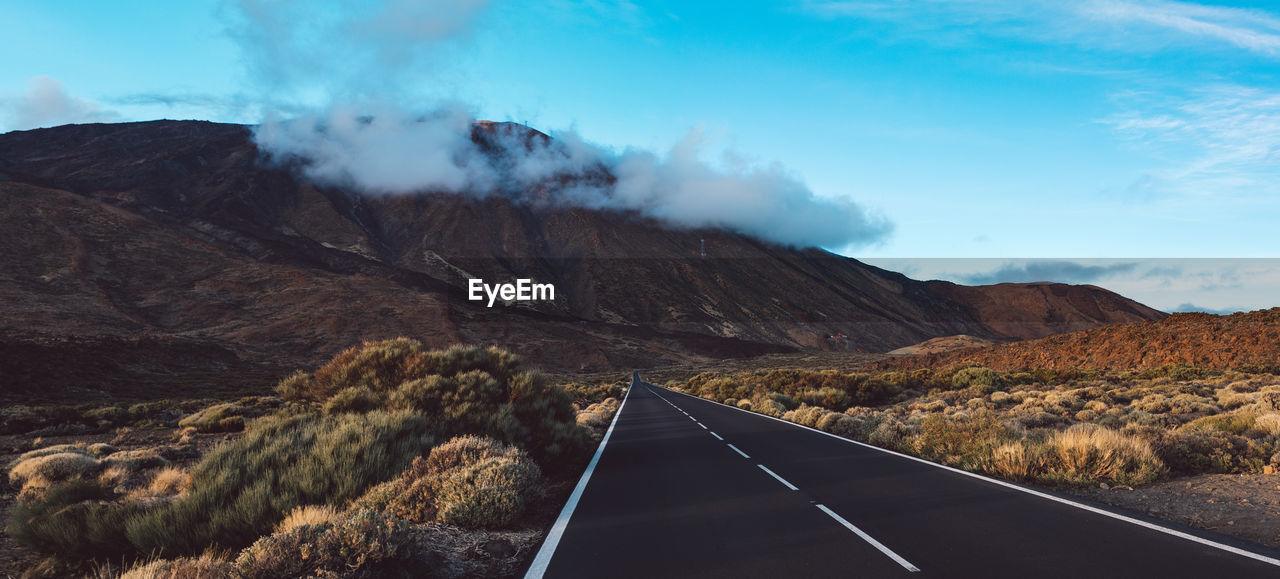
{"left": 1072, "top": 473, "right": 1280, "bottom": 549}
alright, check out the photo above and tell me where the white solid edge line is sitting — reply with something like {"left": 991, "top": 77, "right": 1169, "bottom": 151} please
{"left": 524, "top": 378, "right": 636, "bottom": 578}
{"left": 657, "top": 386, "right": 1280, "bottom": 568}
{"left": 710, "top": 432, "right": 724, "bottom": 441}
{"left": 758, "top": 464, "right": 799, "bottom": 491}
{"left": 816, "top": 504, "right": 921, "bottom": 572}
{"left": 727, "top": 443, "right": 750, "bottom": 459}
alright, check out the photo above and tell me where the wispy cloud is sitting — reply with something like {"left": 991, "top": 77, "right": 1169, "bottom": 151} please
{"left": 1078, "top": 0, "right": 1280, "bottom": 57}
{"left": 1103, "top": 84, "right": 1280, "bottom": 198}
{"left": 1, "top": 76, "right": 121, "bottom": 131}
{"left": 806, "top": 1, "right": 1280, "bottom": 201}
{"left": 1172, "top": 303, "right": 1245, "bottom": 315}
{"left": 957, "top": 260, "right": 1138, "bottom": 285}
{"left": 804, "top": 0, "right": 1280, "bottom": 57}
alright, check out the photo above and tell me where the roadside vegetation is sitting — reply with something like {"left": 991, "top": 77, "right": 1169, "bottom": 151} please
{"left": 4, "top": 339, "right": 626, "bottom": 578}
{"left": 671, "top": 364, "right": 1280, "bottom": 488}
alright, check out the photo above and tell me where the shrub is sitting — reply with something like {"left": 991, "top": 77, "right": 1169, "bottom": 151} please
{"left": 144, "top": 467, "right": 192, "bottom": 499}
{"left": 85, "top": 406, "right": 129, "bottom": 427}
{"left": 121, "top": 552, "right": 237, "bottom": 579}
{"left": 914, "top": 412, "right": 1011, "bottom": 469}
{"left": 1141, "top": 364, "right": 1209, "bottom": 382}
{"left": 322, "top": 386, "right": 383, "bottom": 415}
{"left": 435, "top": 454, "right": 542, "bottom": 529}
{"left": 753, "top": 398, "right": 786, "bottom": 417}
{"left": 102, "top": 449, "right": 171, "bottom": 472}
{"left": 286, "top": 340, "right": 525, "bottom": 404}
{"left": 10, "top": 443, "right": 92, "bottom": 464}
{"left": 768, "top": 392, "right": 799, "bottom": 411}
{"left": 798, "top": 388, "right": 852, "bottom": 410}
{"left": 561, "top": 381, "right": 625, "bottom": 406}
{"left": 353, "top": 436, "right": 542, "bottom": 529}
{"left": 782, "top": 405, "right": 830, "bottom": 428}
{"left": 9, "top": 452, "right": 101, "bottom": 489}
{"left": 178, "top": 403, "right": 247, "bottom": 433}
{"left": 868, "top": 417, "right": 911, "bottom": 451}
{"left": 1152, "top": 430, "right": 1267, "bottom": 475}
{"left": 816, "top": 412, "right": 861, "bottom": 438}
{"left": 284, "top": 340, "right": 589, "bottom": 470}
{"left": 1179, "top": 411, "right": 1260, "bottom": 437}
{"left": 1039, "top": 424, "right": 1164, "bottom": 487}
{"left": 234, "top": 509, "right": 415, "bottom": 579}
{"left": 990, "top": 441, "right": 1038, "bottom": 481}
{"left": 577, "top": 412, "right": 606, "bottom": 429}
{"left": 1256, "top": 413, "right": 1280, "bottom": 436}
{"left": 124, "top": 410, "right": 435, "bottom": 556}
{"left": 952, "top": 367, "right": 1000, "bottom": 391}
{"left": 7, "top": 479, "right": 142, "bottom": 560}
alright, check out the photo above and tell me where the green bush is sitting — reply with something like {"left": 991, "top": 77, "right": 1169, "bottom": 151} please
{"left": 1141, "top": 364, "right": 1211, "bottom": 382}
{"left": 797, "top": 388, "right": 852, "bottom": 410}
{"left": 279, "top": 340, "right": 589, "bottom": 470}
{"left": 1179, "top": 411, "right": 1260, "bottom": 437}
{"left": 951, "top": 367, "right": 1001, "bottom": 390}
{"left": 913, "top": 412, "right": 1011, "bottom": 469}
{"left": 6, "top": 480, "right": 142, "bottom": 560}
{"left": 177, "top": 403, "right": 248, "bottom": 433}
{"left": 124, "top": 410, "right": 435, "bottom": 556}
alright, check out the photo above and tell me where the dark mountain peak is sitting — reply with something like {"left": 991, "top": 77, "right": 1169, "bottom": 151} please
{"left": 0, "top": 119, "right": 1165, "bottom": 398}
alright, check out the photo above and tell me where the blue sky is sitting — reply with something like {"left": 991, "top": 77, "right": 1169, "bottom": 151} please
{"left": 2, "top": 1, "right": 1278, "bottom": 312}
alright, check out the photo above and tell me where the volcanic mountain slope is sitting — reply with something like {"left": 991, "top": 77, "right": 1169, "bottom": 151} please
{"left": 0, "top": 120, "right": 1164, "bottom": 397}
{"left": 880, "top": 309, "right": 1280, "bottom": 371}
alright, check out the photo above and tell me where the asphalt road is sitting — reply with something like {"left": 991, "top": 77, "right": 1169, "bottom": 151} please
{"left": 527, "top": 375, "right": 1280, "bottom": 578}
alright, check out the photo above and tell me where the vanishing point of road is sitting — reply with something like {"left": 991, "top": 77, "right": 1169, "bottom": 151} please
{"left": 525, "top": 373, "right": 1280, "bottom": 578}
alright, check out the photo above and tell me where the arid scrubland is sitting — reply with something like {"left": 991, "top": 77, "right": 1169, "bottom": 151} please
{"left": 673, "top": 365, "right": 1280, "bottom": 488}
{"left": 3, "top": 339, "right": 624, "bottom": 578}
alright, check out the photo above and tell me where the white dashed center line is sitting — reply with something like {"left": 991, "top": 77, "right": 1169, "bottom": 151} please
{"left": 757, "top": 464, "right": 798, "bottom": 491}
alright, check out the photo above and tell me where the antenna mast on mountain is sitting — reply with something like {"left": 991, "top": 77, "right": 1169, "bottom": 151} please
{"left": 700, "top": 239, "right": 706, "bottom": 258}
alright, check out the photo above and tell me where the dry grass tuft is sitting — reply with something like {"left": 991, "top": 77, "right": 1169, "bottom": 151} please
{"left": 275, "top": 504, "right": 341, "bottom": 533}
{"left": 146, "top": 467, "right": 191, "bottom": 498}
{"left": 120, "top": 550, "right": 235, "bottom": 579}
{"left": 1042, "top": 424, "right": 1164, "bottom": 486}
{"left": 9, "top": 452, "right": 101, "bottom": 488}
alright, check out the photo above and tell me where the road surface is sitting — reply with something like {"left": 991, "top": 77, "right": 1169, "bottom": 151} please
{"left": 526, "top": 374, "right": 1280, "bottom": 578}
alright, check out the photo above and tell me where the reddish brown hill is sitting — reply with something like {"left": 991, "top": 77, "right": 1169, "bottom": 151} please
{"left": 924, "top": 281, "right": 1167, "bottom": 340}
{"left": 0, "top": 120, "right": 1166, "bottom": 399}
{"left": 881, "top": 309, "right": 1280, "bottom": 371}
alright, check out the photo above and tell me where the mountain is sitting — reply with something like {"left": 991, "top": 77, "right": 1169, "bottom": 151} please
{"left": 0, "top": 120, "right": 1165, "bottom": 399}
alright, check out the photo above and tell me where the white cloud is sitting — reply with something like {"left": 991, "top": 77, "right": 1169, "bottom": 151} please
{"left": 237, "top": 0, "right": 892, "bottom": 249}
{"left": 1079, "top": 0, "right": 1280, "bottom": 57}
{"left": 2, "top": 76, "right": 120, "bottom": 131}
{"left": 1102, "top": 84, "right": 1280, "bottom": 198}
{"left": 804, "top": 0, "right": 1280, "bottom": 58}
